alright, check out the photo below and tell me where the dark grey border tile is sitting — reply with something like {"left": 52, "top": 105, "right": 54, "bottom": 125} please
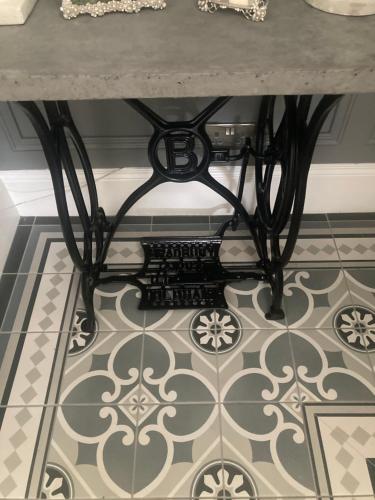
{"left": 19, "top": 216, "right": 35, "bottom": 225}
{"left": 2, "top": 225, "right": 32, "bottom": 273}
{"left": 153, "top": 215, "right": 209, "bottom": 224}
{"left": 34, "top": 215, "right": 152, "bottom": 226}
{"left": 328, "top": 212, "right": 375, "bottom": 221}
{"left": 34, "top": 216, "right": 65, "bottom": 225}
{"left": 0, "top": 274, "right": 17, "bottom": 330}
{"left": 122, "top": 216, "right": 152, "bottom": 225}
{"left": 150, "top": 223, "right": 210, "bottom": 232}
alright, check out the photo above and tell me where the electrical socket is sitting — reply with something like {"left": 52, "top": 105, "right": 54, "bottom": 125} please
{"left": 206, "top": 123, "right": 256, "bottom": 149}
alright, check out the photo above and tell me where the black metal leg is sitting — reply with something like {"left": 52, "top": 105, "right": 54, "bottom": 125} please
{"left": 253, "top": 94, "right": 342, "bottom": 318}
{"left": 18, "top": 101, "right": 103, "bottom": 333}
{"left": 81, "top": 271, "right": 96, "bottom": 333}
{"left": 266, "top": 265, "right": 284, "bottom": 320}
{"left": 18, "top": 95, "right": 342, "bottom": 329}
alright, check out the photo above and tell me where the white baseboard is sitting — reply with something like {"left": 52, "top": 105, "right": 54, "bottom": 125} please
{"left": 0, "top": 179, "right": 19, "bottom": 273}
{"left": 0, "top": 164, "right": 374, "bottom": 217}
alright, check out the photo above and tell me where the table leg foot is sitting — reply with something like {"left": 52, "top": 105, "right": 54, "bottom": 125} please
{"left": 265, "top": 308, "right": 285, "bottom": 321}
{"left": 81, "top": 273, "right": 96, "bottom": 334}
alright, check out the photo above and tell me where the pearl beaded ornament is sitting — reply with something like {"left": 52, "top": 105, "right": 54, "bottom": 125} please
{"left": 61, "top": 0, "right": 167, "bottom": 19}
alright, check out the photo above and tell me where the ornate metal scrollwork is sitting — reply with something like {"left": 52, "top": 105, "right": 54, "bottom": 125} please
{"left": 18, "top": 94, "right": 342, "bottom": 332}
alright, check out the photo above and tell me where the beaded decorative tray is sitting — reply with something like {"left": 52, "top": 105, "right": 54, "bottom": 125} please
{"left": 197, "top": 0, "right": 268, "bottom": 21}
{"left": 61, "top": 0, "right": 167, "bottom": 19}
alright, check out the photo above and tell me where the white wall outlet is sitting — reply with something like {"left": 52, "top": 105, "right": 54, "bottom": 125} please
{"left": 0, "top": 0, "right": 38, "bottom": 25}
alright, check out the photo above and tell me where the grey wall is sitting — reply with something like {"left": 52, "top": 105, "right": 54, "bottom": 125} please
{"left": 0, "top": 94, "right": 374, "bottom": 170}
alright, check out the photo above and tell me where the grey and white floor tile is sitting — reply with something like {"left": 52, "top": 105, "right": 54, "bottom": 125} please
{"left": 220, "top": 402, "right": 316, "bottom": 498}
{"left": 328, "top": 213, "right": 375, "bottom": 268}
{"left": 344, "top": 268, "right": 375, "bottom": 330}
{"left": 223, "top": 280, "right": 288, "bottom": 330}
{"left": 284, "top": 268, "right": 356, "bottom": 330}
{"left": 1, "top": 214, "right": 375, "bottom": 500}
{"left": 289, "top": 328, "right": 375, "bottom": 403}
{"left": 304, "top": 403, "right": 375, "bottom": 498}
{"left": 59, "top": 329, "right": 144, "bottom": 406}
{"left": 43, "top": 404, "right": 138, "bottom": 499}
{"left": 133, "top": 403, "right": 221, "bottom": 498}
{"left": 217, "top": 329, "right": 298, "bottom": 403}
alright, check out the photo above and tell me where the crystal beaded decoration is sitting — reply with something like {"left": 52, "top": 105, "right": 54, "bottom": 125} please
{"left": 197, "top": 0, "right": 268, "bottom": 21}
{"left": 61, "top": 0, "right": 167, "bottom": 19}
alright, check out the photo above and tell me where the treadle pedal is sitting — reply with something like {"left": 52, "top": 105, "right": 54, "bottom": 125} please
{"left": 139, "top": 236, "right": 229, "bottom": 310}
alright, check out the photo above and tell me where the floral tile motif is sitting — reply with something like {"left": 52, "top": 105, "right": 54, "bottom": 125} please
{"left": 344, "top": 269, "right": 375, "bottom": 327}
{"left": 284, "top": 269, "right": 355, "bottom": 329}
{"left": 190, "top": 308, "right": 241, "bottom": 355}
{"left": 218, "top": 329, "right": 298, "bottom": 403}
{"left": 220, "top": 403, "right": 316, "bottom": 498}
{"left": 133, "top": 404, "right": 221, "bottom": 498}
{"left": 59, "top": 327, "right": 143, "bottom": 407}
{"left": 333, "top": 307, "right": 375, "bottom": 354}
{"left": 304, "top": 403, "right": 375, "bottom": 497}
{"left": 141, "top": 329, "right": 219, "bottom": 404}
{"left": 191, "top": 459, "right": 259, "bottom": 500}
{"left": 40, "top": 463, "right": 75, "bottom": 499}
{"left": 224, "top": 281, "right": 288, "bottom": 330}
{"left": 289, "top": 329, "right": 375, "bottom": 403}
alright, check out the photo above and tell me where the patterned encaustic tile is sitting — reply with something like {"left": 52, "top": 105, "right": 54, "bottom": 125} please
{"left": 0, "top": 215, "right": 375, "bottom": 500}
{"left": 133, "top": 403, "right": 222, "bottom": 498}
{"left": 58, "top": 325, "right": 219, "bottom": 406}
{"left": 344, "top": 268, "right": 375, "bottom": 329}
{"left": 283, "top": 268, "right": 357, "bottom": 330}
{"left": 220, "top": 402, "right": 316, "bottom": 498}
{"left": 223, "top": 280, "right": 288, "bottom": 330}
{"left": 289, "top": 329, "right": 375, "bottom": 403}
{"left": 304, "top": 403, "right": 375, "bottom": 497}
{"left": 217, "top": 329, "right": 299, "bottom": 403}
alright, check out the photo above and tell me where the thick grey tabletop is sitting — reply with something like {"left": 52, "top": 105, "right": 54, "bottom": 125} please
{"left": 0, "top": 0, "right": 375, "bottom": 101}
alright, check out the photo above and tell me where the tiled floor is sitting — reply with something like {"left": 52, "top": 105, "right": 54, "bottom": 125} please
{"left": 0, "top": 214, "right": 374, "bottom": 500}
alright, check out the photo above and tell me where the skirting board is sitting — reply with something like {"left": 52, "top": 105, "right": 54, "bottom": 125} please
{"left": 0, "top": 164, "right": 374, "bottom": 217}
{"left": 0, "top": 0, "right": 38, "bottom": 25}
{"left": 0, "top": 179, "right": 19, "bottom": 273}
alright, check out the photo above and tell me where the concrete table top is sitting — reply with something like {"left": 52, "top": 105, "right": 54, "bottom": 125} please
{"left": 0, "top": 0, "right": 375, "bottom": 101}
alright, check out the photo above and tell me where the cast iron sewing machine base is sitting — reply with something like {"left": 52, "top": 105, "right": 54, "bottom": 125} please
{"left": 18, "top": 95, "right": 342, "bottom": 333}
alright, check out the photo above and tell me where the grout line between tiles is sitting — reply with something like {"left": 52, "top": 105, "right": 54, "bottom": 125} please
{"left": 326, "top": 212, "right": 347, "bottom": 272}
{"left": 213, "top": 309, "right": 226, "bottom": 499}
{"left": 132, "top": 307, "right": 148, "bottom": 498}
{"left": 287, "top": 329, "right": 303, "bottom": 405}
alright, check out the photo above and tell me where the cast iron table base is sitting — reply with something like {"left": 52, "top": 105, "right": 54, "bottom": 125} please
{"left": 18, "top": 95, "right": 342, "bottom": 333}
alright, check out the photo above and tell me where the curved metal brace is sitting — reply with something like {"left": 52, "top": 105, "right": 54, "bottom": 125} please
{"left": 126, "top": 97, "right": 232, "bottom": 133}
{"left": 19, "top": 101, "right": 85, "bottom": 271}
{"left": 199, "top": 171, "right": 265, "bottom": 262}
{"left": 44, "top": 101, "right": 94, "bottom": 265}
{"left": 58, "top": 101, "right": 99, "bottom": 220}
{"left": 101, "top": 172, "right": 166, "bottom": 262}
{"left": 255, "top": 96, "right": 299, "bottom": 235}
{"left": 126, "top": 99, "right": 168, "bottom": 131}
{"left": 279, "top": 95, "right": 343, "bottom": 266}
{"left": 191, "top": 97, "right": 232, "bottom": 130}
